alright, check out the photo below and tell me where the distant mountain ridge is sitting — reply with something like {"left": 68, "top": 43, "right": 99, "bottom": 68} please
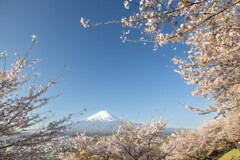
{"left": 67, "top": 111, "right": 186, "bottom": 135}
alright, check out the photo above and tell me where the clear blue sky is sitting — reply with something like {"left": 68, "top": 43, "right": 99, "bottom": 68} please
{"left": 0, "top": 0, "right": 215, "bottom": 129}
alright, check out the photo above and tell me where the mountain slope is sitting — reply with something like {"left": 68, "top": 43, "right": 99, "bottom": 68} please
{"left": 86, "top": 111, "right": 120, "bottom": 122}
{"left": 68, "top": 111, "right": 122, "bottom": 134}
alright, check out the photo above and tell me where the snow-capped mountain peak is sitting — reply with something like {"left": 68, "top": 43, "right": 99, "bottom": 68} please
{"left": 86, "top": 111, "right": 120, "bottom": 122}
{"left": 67, "top": 111, "right": 122, "bottom": 134}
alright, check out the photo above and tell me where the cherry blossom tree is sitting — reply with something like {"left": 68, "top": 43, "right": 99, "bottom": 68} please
{"left": 161, "top": 108, "right": 240, "bottom": 159}
{"left": 81, "top": 0, "right": 240, "bottom": 116}
{"left": 0, "top": 36, "right": 72, "bottom": 160}
{"left": 63, "top": 119, "right": 168, "bottom": 160}
{"left": 81, "top": 0, "right": 240, "bottom": 158}
{"left": 62, "top": 113, "right": 240, "bottom": 159}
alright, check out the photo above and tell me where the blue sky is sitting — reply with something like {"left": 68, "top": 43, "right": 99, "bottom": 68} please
{"left": 0, "top": 0, "right": 215, "bottom": 129}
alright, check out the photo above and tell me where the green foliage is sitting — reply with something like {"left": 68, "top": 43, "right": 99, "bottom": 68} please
{"left": 219, "top": 149, "right": 240, "bottom": 160}
{"left": 206, "top": 142, "right": 236, "bottom": 160}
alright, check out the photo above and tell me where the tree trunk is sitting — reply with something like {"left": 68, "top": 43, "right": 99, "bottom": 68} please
{"left": 235, "top": 141, "right": 240, "bottom": 151}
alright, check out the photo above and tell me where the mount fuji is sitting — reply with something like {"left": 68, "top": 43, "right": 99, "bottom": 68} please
{"left": 86, "top": 111, "right": 120, "bottom": 122}
{"left": 66, "top": 111, "right": 186, "bottom": 136}
{"left": 67, "top": 111, "right": 123, "bottom": 135}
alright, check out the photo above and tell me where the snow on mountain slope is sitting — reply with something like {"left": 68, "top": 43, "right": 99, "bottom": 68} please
{"left": 86, "top": 111, "right": 120, "bottom": 122}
